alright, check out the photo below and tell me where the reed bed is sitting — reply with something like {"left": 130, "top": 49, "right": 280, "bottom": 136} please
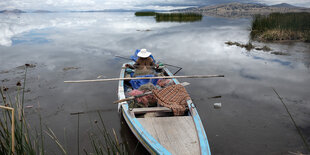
{"left": 135, "top": 11, "right": 156, "bottom": 16}
{"left": 251, "top": 12, "right": 310, "bottom": 42}
{"left": 155, "top": 13, "right": 202, "bottom": 22}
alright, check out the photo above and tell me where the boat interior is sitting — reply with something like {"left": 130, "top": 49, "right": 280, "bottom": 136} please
{"left": 123, "top": 66, "right": 190, "bottom": 118}
{"left": 122, "top": 65, "right": 201, "bottom": 154}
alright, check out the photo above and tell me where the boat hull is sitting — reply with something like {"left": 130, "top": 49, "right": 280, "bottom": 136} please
{"left": 118, "top": 62, "right": 211, "bottom": 155}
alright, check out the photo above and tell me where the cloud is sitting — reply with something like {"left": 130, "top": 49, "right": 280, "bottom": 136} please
{"left": 0, "top": 0, "right": 96, "bottom": 10}
{"left": 0, "top": 0, "right": 309, "bottom": 11}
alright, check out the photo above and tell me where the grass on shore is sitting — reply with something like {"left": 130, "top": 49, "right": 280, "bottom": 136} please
{"left": 250, "top": 12, "right": 310, "bottom": 42}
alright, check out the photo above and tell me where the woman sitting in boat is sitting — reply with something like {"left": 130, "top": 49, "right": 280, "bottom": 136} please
{"left": 125, "top": 49, "right": 159, "bottom": 77}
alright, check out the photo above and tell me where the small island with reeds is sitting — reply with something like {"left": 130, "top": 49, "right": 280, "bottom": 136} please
{"left": 135, "top": 11, "right": 202, "bottom": 22}
{"left": 250, "top": 12, "right": 310, "bottom": 42}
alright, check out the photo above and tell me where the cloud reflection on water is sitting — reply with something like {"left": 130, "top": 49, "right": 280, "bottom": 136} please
{"left": 0, "top": 12, "right": 309, "bottom": 154}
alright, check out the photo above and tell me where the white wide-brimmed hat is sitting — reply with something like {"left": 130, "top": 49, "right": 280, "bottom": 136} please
{"left": 137, "top": 49, "right": 151, "bottom": 58}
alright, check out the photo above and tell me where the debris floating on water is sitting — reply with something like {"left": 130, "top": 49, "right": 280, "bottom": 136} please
{"left": 63, "top": 67, "right": 80, "bottom": 71}
{"left": 25, "top": 105, "right": 33, "bottom": 108}
{"left": 97, "top": 75, "right": 106, "bottom": 79}
{"left": 214, "top": 103, "right": 222, "bottom": 109}
{"left": 16, "top": 81, "right": 21, "bottom": 86}
{"left": 208, "top": 95, "right": 222, "bottom": 99}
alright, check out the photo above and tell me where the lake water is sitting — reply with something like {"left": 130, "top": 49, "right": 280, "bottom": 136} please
{"left": 0, "top": 12, "right": 310, "bottom": 154}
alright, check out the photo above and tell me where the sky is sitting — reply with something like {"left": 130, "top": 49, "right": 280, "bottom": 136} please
{"left": 0, "top": 0, "right": 310, "bottom": 11}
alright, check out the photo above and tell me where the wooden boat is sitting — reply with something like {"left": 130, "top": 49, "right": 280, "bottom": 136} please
{"left": 117, "top": 62, "right": 211, "bottom": 155}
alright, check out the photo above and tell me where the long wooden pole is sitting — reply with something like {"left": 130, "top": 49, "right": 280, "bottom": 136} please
{"left": 0, "top": 106, "right": 15, "bottom": 154}
{"left": 64, "top": 75, "right": 224, "bottom": 83}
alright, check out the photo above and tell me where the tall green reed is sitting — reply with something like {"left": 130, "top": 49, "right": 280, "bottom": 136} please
{"left": 250, "top": 12, "right": 310, "bottom": 41}
{"left": 0, "top": 64, "right": 41, "bottom": 155}
{"left": 87, "top": 112, "right": 128, "bottom": 155}
{"left": 1, "top": 64, "right": 128, "bottom": 154}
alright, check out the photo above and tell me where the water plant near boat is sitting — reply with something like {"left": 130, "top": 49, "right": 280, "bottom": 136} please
{"left": 88, "top": 113, "right": 128, "bottom": 155}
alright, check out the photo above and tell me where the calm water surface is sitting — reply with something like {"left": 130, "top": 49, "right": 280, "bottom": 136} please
{"left": 0, "top": 12, "right": 310, "bottom": 154}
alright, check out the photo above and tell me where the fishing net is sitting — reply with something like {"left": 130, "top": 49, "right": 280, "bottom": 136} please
{"left": 157, "top": 79, "right": 174, "bottom": 87}
{"left": 138, "top": 83, "right": 156, "bottom": 92}
{"left": 128, "top": 83, "right": 157, "bottom": 107}
{"left": 152, "top": 84, "right": 190, "bottom": 116}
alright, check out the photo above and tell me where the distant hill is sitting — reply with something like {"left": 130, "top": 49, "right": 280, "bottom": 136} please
{"left": 173, "top": 2, "right": 310, "bottom": 18}
{"left": 32, "top": 10, "right": 53, "bottom": 13}
{"left": 271, "top": 3, "right": 299, "bottom": 8}
{"left": 0, "top": 9, "right": 26, "bottom": 13}
{"left": 71, "top": 9, "right": 167, "bottom": 13}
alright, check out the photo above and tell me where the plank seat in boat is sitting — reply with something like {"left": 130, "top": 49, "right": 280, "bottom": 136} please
{"left": 137, "top": 116, "right": 200, "bottom": 155}
{"left": 131, "top": 107, "right": 172, "bottom": 114}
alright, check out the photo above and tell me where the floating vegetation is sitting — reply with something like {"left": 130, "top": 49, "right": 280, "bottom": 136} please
{"left": 16, "top": 64, "right": 36, "bottom": 69}
{"left": 225, "top": 41, "right": 255, "bottom": 51}
{"left": 261, "top": 46, "right": 271, "bottom": 52}
{"left": 63, "top": 67, "right": 80, "bottom": 71}
{"left": 225, "top": 41, "right": 291, "bottom": 56}
{"left": 208, "top": 96, "right": 222, "bottom": 99}
{"left": 136, "top": 29, "right": 152, "bottom": 32}
{"left": 255, "top": 45, "right": 271, "bottom": 51}
{"left": 250, "top": 12, "right": 310, "bottom": 42}
{"left": 1, "top": 79, "right": 10, "bottom": 82}
{"left": 155, "top": 13, "right": 202, "bottom": 22}
{"left": 135, "top": 11, "right": 156, "bottom": 16}
{"left": 0, "top": 71, "right": 9, "bottom": 74}
{"left": 270, "top": 51, "right": 290, "bottom": 56}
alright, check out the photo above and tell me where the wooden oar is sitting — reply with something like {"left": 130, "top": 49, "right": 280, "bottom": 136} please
{"left": 113, "top": 82, "right": 190, "bottom": 104}
{"left": 64, "top": 75, "right": 224, "bottom": 83}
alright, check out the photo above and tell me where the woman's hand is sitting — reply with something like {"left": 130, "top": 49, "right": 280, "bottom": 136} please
{"left": 125, "top": 64, "right": 134, "bottom": 69}
{"left": 155, "top": 64, "right": 159, "bottom": 69}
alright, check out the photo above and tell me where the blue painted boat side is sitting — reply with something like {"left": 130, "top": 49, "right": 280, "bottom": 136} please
{"left": 188, "top": 101, "right": 211, "bottom": 155}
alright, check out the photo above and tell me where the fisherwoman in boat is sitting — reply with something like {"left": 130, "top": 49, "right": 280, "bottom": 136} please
{"left": 125, "top": 48, "right": 158, "bottom": 77}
